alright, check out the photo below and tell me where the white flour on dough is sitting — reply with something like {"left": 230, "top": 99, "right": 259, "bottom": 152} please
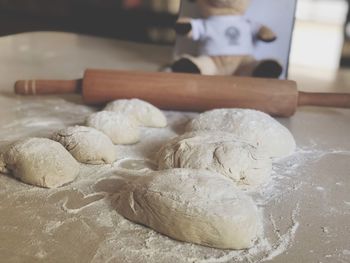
{"left": 52, "top": 126, "right": 116, "bottom": 164}
{"left": 1, "top": 137, "right": 79, "bottom": 188}
{"left": 114, "top": 168, "right": 262, "bottom": 249}
{"left": 104, "top": 99, "right": 167, "bottom": 128}
{"left": 86, "top": 111, "right": 140, "bottom": 145}
{"left": 186, "top": 109, "right": 296, "bottom": 158}
{"left": 157, "top": 131, "right": 272, "bottom": 188}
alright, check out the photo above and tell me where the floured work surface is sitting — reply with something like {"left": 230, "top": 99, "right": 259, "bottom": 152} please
{"left": 1, "top": 94, "right": 350, "bottom": 263}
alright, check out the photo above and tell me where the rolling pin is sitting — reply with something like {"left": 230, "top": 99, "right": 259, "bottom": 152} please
{"left": 14, "top": 68, "right": 350, "bottom": 117}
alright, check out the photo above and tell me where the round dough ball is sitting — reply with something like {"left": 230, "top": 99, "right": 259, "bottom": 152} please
{"left": 186, "top": 109, "right": 296, "bottom": 158}
{"left": 1, "top": 138, "right": 79, "bottom": 188}
{"left": 86, "top": 111, "right": 140, "bottom": 145}
{"left": 52, "top": 126, "right": 116, "bottom": 164}
{"left": 157, "top": 131, "right": 272, "bottom": 188}
{"left": 114, "top": 168, "right": 262, "bottom": 249}
{"left": 104, "top": 99, "right": 167, "bottom": 128}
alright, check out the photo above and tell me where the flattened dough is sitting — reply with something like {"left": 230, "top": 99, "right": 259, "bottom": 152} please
{"left": 86, "top": 111, "right": 140, "bottom": 145}
{"left": 186, "top": 109, "right": 296, "bottom": 158}
{"left": 157, "top": 131, "right": 272, "bottom": 188}
{"left": 114, "top": 168, "right": 261, "bottom": 249}
{"left": 52, "top": 126, "right": 116, "bottom": 164}
{"left": 0, "top": 138, "right": 79, "bottom": 188}
{"left": 104, "top": 99, "right": 167, "bottom": 128}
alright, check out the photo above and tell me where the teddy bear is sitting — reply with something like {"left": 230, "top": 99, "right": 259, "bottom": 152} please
{"left": 171, "top": 0, "right": 283, "bottom": 78}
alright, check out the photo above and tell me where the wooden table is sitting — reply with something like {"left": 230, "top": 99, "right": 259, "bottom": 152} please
{"left": 0, "top": 32, "right": 349, "bottom": 263}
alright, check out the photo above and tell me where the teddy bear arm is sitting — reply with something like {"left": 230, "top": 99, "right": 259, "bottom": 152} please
{"left": 175, "top": 22, "right": 193, "bottom": 37}
{"left": 175, "top": 17, "right": 193, "bottom": 38}
{"left": 257, "top": 26, "right": 277, "bottom": 42}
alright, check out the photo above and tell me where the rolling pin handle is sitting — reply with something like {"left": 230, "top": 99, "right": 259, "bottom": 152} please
{"left": 14, "top": 79, "right": 82, "bottom": 95}
{"left": 298, "top": 91, "right": 350, "bottom": 108}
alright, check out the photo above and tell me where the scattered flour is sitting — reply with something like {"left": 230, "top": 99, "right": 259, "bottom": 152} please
{"left": 1, "top": 104, "right": 349, "bottom": 262}
{"left": 262, "top": 204, "right": 300, "bottom": 262}
{"left": 45, "top": 220, "right": 64, "bottom": 234}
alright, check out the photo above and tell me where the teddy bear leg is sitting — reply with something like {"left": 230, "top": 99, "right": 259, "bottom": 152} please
{"left": 211, "top": 56, "right": 245, "bottom": 76}
{"left": 252, "top": 60, "right": 283, "bottom": 78}
{"left": 171, "top": 57, "right": 201, "bottom": 74}
{"left": 172, "top": 55, "right": 219, "bottom": 75}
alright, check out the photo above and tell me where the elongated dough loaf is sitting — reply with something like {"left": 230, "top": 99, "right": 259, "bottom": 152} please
{"left": 114, "top": 168, "right": 262, "bottom": 249}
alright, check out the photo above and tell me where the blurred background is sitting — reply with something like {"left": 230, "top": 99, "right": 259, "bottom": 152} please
{"left": 0, "top": 0, "right": 349, "bottom": 72}
{"left": 0, "top": 0, "right": 180, "bottom": 44}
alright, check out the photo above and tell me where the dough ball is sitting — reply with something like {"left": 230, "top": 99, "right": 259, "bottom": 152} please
{"left": 1, "top": 138, "right": 79, "bottom": 188}
{"left": 114, "top": 168, "right": 262, "bottom": 249}
{"left": 104, "top": 99, "right": 167, "bottom": 128}
{"left": 86, "top": 111, "right": 140, "bottom": 145}
{"left": 52, "top": 126, "right": 116, "bottom": 164}
{"left": 157, "top": 131, "right": 272, "bottom": 188}
{"left": 186, "top": 109, "right": 296, "bottom": 158}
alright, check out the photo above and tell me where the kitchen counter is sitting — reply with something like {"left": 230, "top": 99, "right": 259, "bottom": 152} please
{"left": 0, "top": 32, "right": 349, "bottom": 263}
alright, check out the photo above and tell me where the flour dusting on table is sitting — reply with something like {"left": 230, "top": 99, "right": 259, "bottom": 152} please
{"left": 1, "top": 98, "right": 349, "bottom": 262}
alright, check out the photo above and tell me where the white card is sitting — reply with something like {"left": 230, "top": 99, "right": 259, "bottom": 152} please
{"left": 174, "top": 0, "right": 297, "bottom": 79}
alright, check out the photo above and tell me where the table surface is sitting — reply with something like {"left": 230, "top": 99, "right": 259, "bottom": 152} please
{"left": 0, "top": 32, "right": 350, "bottom": 263}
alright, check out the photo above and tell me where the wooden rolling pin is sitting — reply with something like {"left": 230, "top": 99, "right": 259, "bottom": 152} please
{"left": 14, "top": 68, "right": 350, "bottom": 117}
